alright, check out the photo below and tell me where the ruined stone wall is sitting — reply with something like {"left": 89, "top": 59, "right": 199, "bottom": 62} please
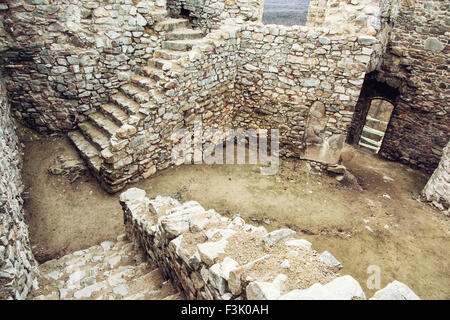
{"left": 422, "top": 140, "right": 450, "bottom": 215}
{"left": 100, "top": 25, "right": 240, "bottom": 191}
{"left": 233, "top": 23, "right": 373, "bottom": 162}
{"left": 307, "top": 0, "right": 399, "bottom": 73}
{"left": 0, "top": 72, "right": 39, "bottom": 300}
{"left": 119, "top": 188, "right": 358, "bottom": 300}
{"left": 167, "top": 0, "right": 265, "bottom": 32}
{"left": 120, "top": 187, "right": 420, "bottom": 300}
{"left": 376, "top": 0, "right": 449, "bottom": 172}
{"left": 0, "top": 0, "right": 162, "bottom": 132}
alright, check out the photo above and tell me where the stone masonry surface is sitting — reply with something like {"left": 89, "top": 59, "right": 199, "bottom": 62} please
{"left": 0, "top": 0, "right": 448, "bottom": 193}
{"left": 0, "top": 0, "right": 447, "bottom": 300}
{"left": 119, "top": 187, "right": 421, "bottom": 300}
{"left": 375, "top": 0, "right": 449, "bottom": 172}
{"left": 43, "top": 0, "right": 384, "bottom": 193}
{"left": 0, "top": 0, "right": 165, "bottom": 131}
{"left": 422, "top": 140, "right": 450, "bottom": 215}
{"left": 29, "top": 235, "right": 183, "bottom": 300}
{"left": 167, "top": 0, "right": 264, "bottom": 32}
{"left": 0, "top": 72, "right": 39, "bottom": 300}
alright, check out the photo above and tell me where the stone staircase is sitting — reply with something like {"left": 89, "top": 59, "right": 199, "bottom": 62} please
{"left": 68, "top": 13, "right": 208, "bottom": 192}
{"left": 29, "top": 235, "right": 184, "bottom": 300}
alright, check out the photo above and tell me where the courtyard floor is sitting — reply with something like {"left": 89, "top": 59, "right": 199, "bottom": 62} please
{"left": 19, "top": 123, "right": 449, "bottom": 299}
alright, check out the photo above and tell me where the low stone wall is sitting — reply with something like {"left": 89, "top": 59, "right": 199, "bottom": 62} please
{"left": 0, "top": 0, "right": 163, "bottom": 132}
{"left": 167, "top": 0, "right": 264, "bottom": 32}
{"left": 0, "top": 73, "right": 39, "bottom": 299}
{"left": 422, "top": 140, "right": 450, "bottom": 215}
{"left": 120, "top": 187, "right": 420, "bottom": 300}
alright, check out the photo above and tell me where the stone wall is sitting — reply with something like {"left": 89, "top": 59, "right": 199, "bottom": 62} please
{"left": 99, "top": 16, "right": 380, "bottom": 192}
{"left": 0, "top": 72, "right": 39, "bottom": 300}
{"left": 0, "top": 0, "right": 163, "bottom": 132}
{"left": 167, "top": 0, "right": 265, "bottom": 32}
{"left": 422, "top": 140, "right": 450, "bottom": 215}
{"left": 234, "top": 23, "right": 374, "bottom": 162}
{"left": 119, "top": 187, "right": 420, "bottom": 300}
{"left": 375, "top": 0, "right": 449, "bottom": 172}
{"left": 99, "top": 24, "right": 240, "bottom": 191}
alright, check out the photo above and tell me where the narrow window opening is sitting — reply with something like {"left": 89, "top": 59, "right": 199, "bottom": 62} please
{"left": 262, "top": 0, "right": 311, "bottom": 26}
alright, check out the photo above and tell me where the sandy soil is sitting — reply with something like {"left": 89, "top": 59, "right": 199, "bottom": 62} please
{"left": 19, "top": 124, "right": 449, "bottom": 299}
{"left": 18, "top": 124, "right": 123, "bottom": 262}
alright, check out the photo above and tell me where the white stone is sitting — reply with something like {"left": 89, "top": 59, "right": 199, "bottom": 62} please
{"left": 263, "top": 229, "right": 296, "bottom": 246}
{"left": 205, "top": 228, "right": 236, "bottom": 241}
{"left": 370, "top": 281, "right": 420, "bottom": 300}
{"left": 45, "top": 270, "right": 63, "bottom": 281}
{"left": 120, "top": 188, "right": 146, "bottom": 203}
{"left": 220, "top": 257, "right": 239, "bottom": 280}
{"left": 197, "top": 239, "right": 228, "bottom": 266}
{"left": 281, "top": 259, "right": 291, "bottom": 269}
{"left": 100, "top": 241, "right": 114, "bottom": 250}
{"left": 246, "top": 274, "right": 287, "bottom": 300}
{"left": 189, "top": 213, "right": 210, "bottom": 232}
{"left": 280, "top": 275, "right": 365, "bottom": 300}
{"left": 285, "top": 239, "right": 312, "bottom": 250}
{"left": 67, "top": 270, "right": 86, "bottom": 289}
{"left": 247, "top": 281, "right": 280, "bottom": 300}
{"left": 160, "top": 217, "right": 190, "bottom": 239}
{"left": 113, "top": 284, "right": 129, "bottom": 296}
{"left": 74, "top": 282, "right": 106, "bottom": 299}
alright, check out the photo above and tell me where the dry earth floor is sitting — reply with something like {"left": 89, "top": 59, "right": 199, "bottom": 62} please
{"left": 19, "top": 123, "right": 449, "bottom": 299}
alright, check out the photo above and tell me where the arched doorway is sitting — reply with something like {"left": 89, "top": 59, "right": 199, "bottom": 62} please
{"left": 347, "top": 72, "right": 400, "bottom": 154}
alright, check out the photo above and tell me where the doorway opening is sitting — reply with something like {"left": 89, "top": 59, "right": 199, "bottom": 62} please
{"left": 357, "top": 98, "right": 395, "bottom": 154}
{"left": 346, "top": 72, "right": 400, "bottom": 155}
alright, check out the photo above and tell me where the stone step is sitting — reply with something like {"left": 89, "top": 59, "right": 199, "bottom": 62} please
{"left": 154, "top": 49, "right": 185, "bottom": 60}
{"left": 98, "top": 104, "right": 129, "bottom": 127}
{"left": 165, "top": 28, "right": 204, "bottom": 41}
{"left": 67, "top": 131, "right": 102, "bottom": 173}
{"left": 30, "top": 237, "right": 183, "bottom": 300}
{"left": 148, "top": 9, "right": 168, "bottom": 21}
{"left": 120, "top": 84, "right": 151, "bottom": 104}
{"left": 111, "top": 93, "right": 140, "bottom": 115}
{"left": 130, "top": 75, "right": 157, "bottom": 92}
{"left": 141, "top": 66, "right": 166, "bottom": 82}
{"left": 151, "top": 58, "right": 177, "bottom": 71}
{"left": 88, "top": 113, "right": 120, "bottom": 138}
{"left": 78, "top": 121, "right": 110, "bottom": 151}
{"left": 162, "top": 39, "right": 198, "bottom": 52}
{"left": 154, "top": 18, "right": 189, "bottom": 32}
{"left": 162, "top": 39, "right": 206, "bottom": 52}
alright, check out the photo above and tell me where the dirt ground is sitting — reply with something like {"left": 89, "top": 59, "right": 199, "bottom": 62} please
{"left": 19, "top": 124, "right": 449, "bottom": 299}
{"left": 18, "top": 124, "right": 123, "bottom": 262}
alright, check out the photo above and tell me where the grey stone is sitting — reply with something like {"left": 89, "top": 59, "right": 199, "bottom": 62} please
{"left": 319, "top": 251, "right": 343, "bottom": 269}
{"left": 424, "top": 37, "right": 444, "bottom": 51}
